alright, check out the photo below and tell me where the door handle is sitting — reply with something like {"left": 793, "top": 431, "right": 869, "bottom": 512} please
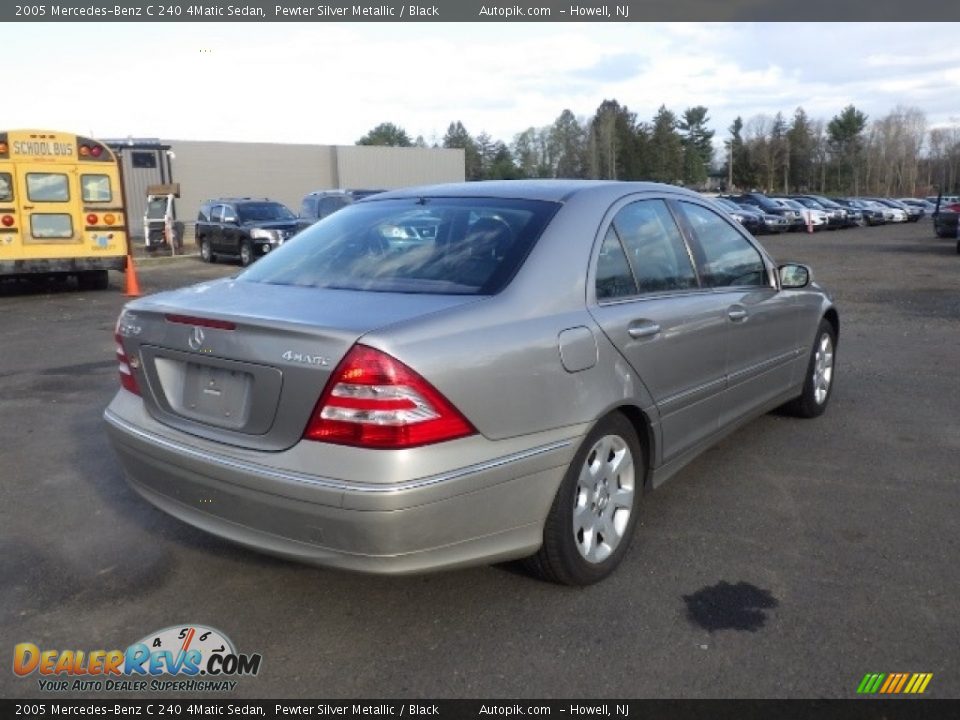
{"left": 728, "top": 306, "right": 748, "bottom": 322}
{"left": 627, "top": 320, "right": 661, "bottom": 339}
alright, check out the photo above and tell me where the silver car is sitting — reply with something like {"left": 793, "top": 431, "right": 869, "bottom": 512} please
{"left": 105, "top": 181, "right": 838, "bottom": 585}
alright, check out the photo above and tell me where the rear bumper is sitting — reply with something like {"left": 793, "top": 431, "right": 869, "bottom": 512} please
{"left": 0, "top": 256, "right": 126, "bottom": 277}
{"left": 103, "top": 393, "right": 577, "bottom": 574}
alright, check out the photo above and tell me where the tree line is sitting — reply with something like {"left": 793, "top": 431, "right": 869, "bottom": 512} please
{"left": 356, "top": 101, "right": 960, "bottom": 197}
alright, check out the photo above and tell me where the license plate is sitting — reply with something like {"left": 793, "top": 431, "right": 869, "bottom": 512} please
{"left": 180, "top": 363, "right": 252, "bottom": 428}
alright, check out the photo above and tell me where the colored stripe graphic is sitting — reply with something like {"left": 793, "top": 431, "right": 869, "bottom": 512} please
{"left": 879, "top": 674, "right": 896, "bottom": 693}
{"left": 857, "top": 672, "right": 932, "bottom": 694}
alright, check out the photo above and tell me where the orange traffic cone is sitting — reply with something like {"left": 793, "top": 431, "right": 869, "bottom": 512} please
{"left": 124, "top": 253, "right": 142, "bottom": 297}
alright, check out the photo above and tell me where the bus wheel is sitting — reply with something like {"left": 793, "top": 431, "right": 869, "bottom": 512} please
{"left": 77, "top": 270, "right": 109, "bottom": 291}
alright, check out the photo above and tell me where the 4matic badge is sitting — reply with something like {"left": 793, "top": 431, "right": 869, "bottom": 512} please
{"left": 13, "top": 624, "right": 262, "bottom": 693}
{"left": 281, "top": 350, "right": 329, "bottom": 367}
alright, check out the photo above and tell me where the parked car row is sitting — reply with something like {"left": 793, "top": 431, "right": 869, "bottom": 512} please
{"left": 711, "top": 192, "right": 933, "bottom": 235}
{"left": 195, "top": 186, "right": 950, "bottom": 268}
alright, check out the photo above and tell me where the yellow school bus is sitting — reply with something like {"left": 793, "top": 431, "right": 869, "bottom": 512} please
{"left": 0, "top": 129, "right": 128, "bottom": 289}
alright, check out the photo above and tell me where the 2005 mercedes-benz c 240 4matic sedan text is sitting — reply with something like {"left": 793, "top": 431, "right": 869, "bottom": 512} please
{"left": 105, "top": 181, "right": 838, "bottom": 585}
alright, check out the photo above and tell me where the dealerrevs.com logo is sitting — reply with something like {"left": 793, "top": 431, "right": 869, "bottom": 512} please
{"left": 13, "top": 624, "right": 262, "bottom": 693}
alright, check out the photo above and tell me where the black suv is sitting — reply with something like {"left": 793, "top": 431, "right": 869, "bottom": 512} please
{"left": 196, "top": 198, "right": 298, "bottom": 266}
{"left": 296, "top": 189, "right": 386, "bottom": 233}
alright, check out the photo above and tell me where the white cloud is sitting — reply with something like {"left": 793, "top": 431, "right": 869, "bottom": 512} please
{"left": 8, "top": 22, "right": 960, "bottom": 146}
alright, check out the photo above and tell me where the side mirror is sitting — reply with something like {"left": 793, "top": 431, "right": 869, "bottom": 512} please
{"left": 779, "top": 263, "right": 811, "bottom": 289}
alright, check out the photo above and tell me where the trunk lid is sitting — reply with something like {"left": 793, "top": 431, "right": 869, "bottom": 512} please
{"left": 122, "top": 277, "right": 478, "bottom": 451}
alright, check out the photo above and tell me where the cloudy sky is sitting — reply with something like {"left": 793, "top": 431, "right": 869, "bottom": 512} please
{"left": 10, "top": 23, "right": 960, "bottom": 147}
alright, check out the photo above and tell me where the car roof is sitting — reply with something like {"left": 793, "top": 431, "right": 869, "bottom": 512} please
{"left": 365, "top": 179, "right": 702, "bottom": 204}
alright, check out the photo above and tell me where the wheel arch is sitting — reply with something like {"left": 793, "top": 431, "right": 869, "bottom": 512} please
{"left": 823, "top": 307, "right": 839, "bottom": 344}
{"left": 606, "top": 404, "right": 656, "bottom": 493}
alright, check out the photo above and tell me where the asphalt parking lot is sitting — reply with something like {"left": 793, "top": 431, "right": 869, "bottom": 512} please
{"left": 1, "top": 220, "right": 958, "bottom": 699}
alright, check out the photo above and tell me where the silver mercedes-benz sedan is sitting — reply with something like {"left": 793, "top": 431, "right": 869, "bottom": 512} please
{"left": 105, "top": 181, "right": 838, "bottom": 585}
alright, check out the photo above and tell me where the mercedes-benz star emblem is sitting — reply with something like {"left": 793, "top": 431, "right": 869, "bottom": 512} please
{"left": 188, "top": 326, "right": 205, "bottom": 351}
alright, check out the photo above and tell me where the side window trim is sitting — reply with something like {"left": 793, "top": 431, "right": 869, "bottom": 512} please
{"left": 663, "top": 198, "right": 704, "bottom": 289}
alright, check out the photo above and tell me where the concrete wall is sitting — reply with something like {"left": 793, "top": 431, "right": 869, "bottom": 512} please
{"left": 168, "top": 141, "right": 337, "bottom": 224}
{"left": 335, "top": 145, "right": 465, "bottom": 190}
{"left": 164, "top": 141, "right": 466, "bottom": 231}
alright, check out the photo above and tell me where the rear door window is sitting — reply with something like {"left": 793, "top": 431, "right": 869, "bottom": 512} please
{"left": 0, "top": 173, "right": 12, "bottom": 202}
{"left": 612, "top": 200, "right": 698, "bottom": 294}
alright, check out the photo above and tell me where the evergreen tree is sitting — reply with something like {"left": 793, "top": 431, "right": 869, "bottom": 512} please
{"left": 443, "top": 121, "right": 482, "bottom": 180}
{"left": 648, "top": 106, "right": 684, "bottom": 184}
{"left": 827, "top": 105, "right": 869, "bottom": 193}
{"left": 488, "top": 142, "right": 521, "bottom": 179}
{"left": 679, "top": 106, "right": 715, "bottom": 187}
{"left": 550, "top": 109, "right": 587, "bottom": 179}
{"left": 787, "top": 108, "right": 815, "bottom": 192}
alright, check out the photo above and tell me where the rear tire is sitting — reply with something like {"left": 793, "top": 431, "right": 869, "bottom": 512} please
{"left": 77, "top": 270, "right": 109, "bottom": 291}
{"left": 199, "top": 238, "right": 214, "bottom": 263}
{"left": 240, "top": 241, "right": 253, "bottom": 267}
{"left": 525, "top": 413, "right": 643, "bottom": 586}
{"left": 783, "top": 319, "right": 837, "bottom": 418}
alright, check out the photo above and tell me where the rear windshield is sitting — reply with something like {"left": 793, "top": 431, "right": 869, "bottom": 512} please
{"left": 240, "top": 197, "right": 560, "bottom": 295}
{"left": 237, "top": 202, "right": 295, "bottom": 222}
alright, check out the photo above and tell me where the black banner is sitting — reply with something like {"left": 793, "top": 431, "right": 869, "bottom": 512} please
{"left": 3, "top": 0, "right": 960, "bottom": 22}
{"left": 4, "top": 700, "right": 960, "bottom": 719}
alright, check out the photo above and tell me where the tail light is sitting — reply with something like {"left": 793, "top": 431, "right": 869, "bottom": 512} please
{"left": 115, "top": 329, "right": 141, "bottom": 396}
{"left": 304, "top": 345, "right": 475, "bottom": 449}
{"left": 1, "top": 215, "right": 13, "bottom": 227}
{"left": 104, "top": 213, "right": 116, "bottom": 225}
{"left": 86, "top": 213, "right": 98, "bottom": 225}
{"left": 91, "top": 145, "right": 102, "bottom": 158}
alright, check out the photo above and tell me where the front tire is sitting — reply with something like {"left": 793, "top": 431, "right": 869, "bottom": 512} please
{"left": 525, "top": 413, "right": 643, "bottom": 586}
{"left": 783, "top": 319, "right": 837, "bottom": 418}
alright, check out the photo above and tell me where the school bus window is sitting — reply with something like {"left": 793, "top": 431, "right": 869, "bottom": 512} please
{"left": 30, "top": 214, "right": 73, "bottom": 239}
{"left": 81, "top": 174, "right": 112, "bottom": 202}
{"left": 26, "top": 173, "right": 69, "bottom": 202}
{"left": 0, "top": 173, "right": 12, "bottom": 202}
